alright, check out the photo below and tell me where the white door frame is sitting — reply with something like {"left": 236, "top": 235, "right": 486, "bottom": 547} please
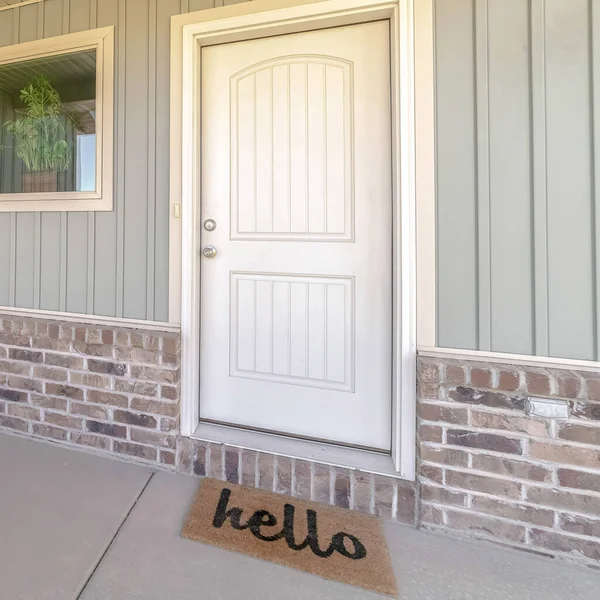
{"left": 170, "top": 0, "right": 418, "bottom": 479}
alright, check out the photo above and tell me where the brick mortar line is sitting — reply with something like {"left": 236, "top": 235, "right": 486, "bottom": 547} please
{"left": 420, "top": 440, "right": 550, "bottom": 458}
{"left": 0, "top": 420, "right": 176, "bottom": 451}
{"left": 420, "top": 462, "right": 600, "bottom": 496}
{"left": 422, "top": 371, "right": 583, "bottom": 382}
{"left": 2, "top": 403, "right": 179, "bottom": 425}
{"left": 419, "top": 481, "right": 600, "bottom": 516}
{"left": 436, "top": 384, "right": 589, "bottom": 394}
{"left": 423, "top": 421, "right": 552, "bottom": 440}
{"left": 420, "top": 404, "right": 538, "bottom": 418}
{"left": 421, "top": 438, "right": 600, "bottom": 457}
{"left": 419, "top": 522, "right": 534, "bottom": 549}
{"left": 420, "top": 398, "right": 531, "bottom": 409}
{"left": 423, "top": 436, "right": 600, "bottom": 459}
{"left": 421, "top": 442, "right": 600, "bottom": 471}
{"left": 0, "top": 348, "right": 181, "bottom": 371}
{"left": 421, "top": 452, "right": 600, "bottom": 477}
{"left": 0, "top": 381, "right": 180, "bottom": 402}
{"left": 420, "top": 442, "right": 542, "bottom": 461}
{"left": 8, "top": 431, "right": 175, "bottom": 463}
{"left": 420, "top": 493, "right": 569, "bottom": 519}
{"left": 419, "top": 357, "right": 596, "bottom": 374}
{"left": 436, "top": 383, "right": 585, "bottom": 395}
{"left": 421, "top": 422, "right": 600, "bottom": 449}
{"left": 421, "top": 500, "right": 547, "bottom": 529}
{"left": 0, "top": 334, "right": 180, "bottom": 348}
{"left": 424, "top": 376, "right": 592, "bottom": 387}
{"left": 421, "top": 521, "right": 600, "bottom": 560}
{"left": 0, "top": 427, "right": 177, "bottom": 470}
{"left": 1, "top": 375, "right": 181, "bottom": 393}
{"left": 0, "top": 324, "right": 180, "bottom": 340}
{"left": 419, "top": 472, "right": 596, "bottom": 500}
{"left": 2, "top": 391, "right": 179, "bottom": 409}
{"left": 422, "top": 503, "right": 600, "bottom": 544}
{"left": 437, "top": 364, "right": 585, "bottom": 374}
{"left": 419, "top": 461, "right": 556, "bottom": 485}
{"left": 419, "top": 399, "right": 600, "bottom": 415}
{"left": 419, "top": 397, "right": 599, "bottom": 410}
{"left": 419, "top": 522, "right": 599, "bottom": 564}
{"left": 423, "top": 396, "right": 597, "bottom": 408}
{"left": 349, "top": 468, "right": 357, "bottom": 511}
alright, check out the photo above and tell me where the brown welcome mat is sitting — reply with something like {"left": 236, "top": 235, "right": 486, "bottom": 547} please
{"left": 181, "top": 478, "right": 397, "bottom": 597}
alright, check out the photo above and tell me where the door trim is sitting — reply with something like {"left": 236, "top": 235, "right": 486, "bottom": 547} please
{"left": 171, "top": 0, "right": 418, "bottom": 479}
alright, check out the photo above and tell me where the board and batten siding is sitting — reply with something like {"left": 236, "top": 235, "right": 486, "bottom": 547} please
{"left": 1, "top": 0, "right": 598, "bottom": 364}
{"left": 0, "top": 0, "right": 244, "bottom": 321}
{"left": 435, "top": 0, "right": 600, "bottom": 362}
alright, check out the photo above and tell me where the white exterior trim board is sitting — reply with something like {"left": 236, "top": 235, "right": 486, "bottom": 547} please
{"left": 419, "top": 346, "right": 600, "bottom": 374}
{"left": 170, "top": 0, "right": 422, "bottom": 479}
{"left": 0, "top": 306, "right": 180, "bottom": 333}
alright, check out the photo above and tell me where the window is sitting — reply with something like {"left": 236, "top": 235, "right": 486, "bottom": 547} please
{"left": 0, "top": 27, "right": 114, "bottom": 211}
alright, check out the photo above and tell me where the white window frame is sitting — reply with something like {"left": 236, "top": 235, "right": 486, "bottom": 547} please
{"left": 169, "top": 0, "right": 431, "bottom": 480}
{"left": 0, "top": 26, "right": 114, "bottom": 212}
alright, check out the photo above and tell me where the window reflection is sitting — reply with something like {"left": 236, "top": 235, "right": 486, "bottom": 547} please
{"left": 0, "top": 49, "right": 97, "bottom": 194}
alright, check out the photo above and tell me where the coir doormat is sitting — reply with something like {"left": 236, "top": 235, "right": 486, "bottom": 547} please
{"left": 181, "top": 478, "right": 397, "bottom": 597}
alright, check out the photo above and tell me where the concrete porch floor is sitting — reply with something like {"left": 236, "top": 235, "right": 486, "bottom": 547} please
{"left": 1, "top": 433, "right": 599, "bottom": 600}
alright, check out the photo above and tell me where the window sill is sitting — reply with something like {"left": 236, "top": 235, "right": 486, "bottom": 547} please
{"left": 0, "top": 195, "right": 112, "bottom": 213}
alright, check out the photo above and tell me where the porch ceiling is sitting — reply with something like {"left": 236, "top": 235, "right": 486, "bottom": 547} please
{"left": 0, "top": 0, "right": 45, "bottom": 9}
{"left": 0, "top": 49, "right": 96, "bottom": 95}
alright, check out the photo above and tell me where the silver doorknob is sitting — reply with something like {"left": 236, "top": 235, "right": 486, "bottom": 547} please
{"left": 203, "top": 246, "right": 217, "bottom": 259}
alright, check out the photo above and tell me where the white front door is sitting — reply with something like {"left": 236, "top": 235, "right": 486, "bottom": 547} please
{"left": 199, "top": 20, "right": 392, "bottom": 450}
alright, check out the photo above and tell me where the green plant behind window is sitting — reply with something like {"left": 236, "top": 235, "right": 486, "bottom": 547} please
{"left": 2, "top": 75, "right": 72, "bottom": 172}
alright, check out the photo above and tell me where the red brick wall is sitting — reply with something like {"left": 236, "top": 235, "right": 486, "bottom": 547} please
{"left": 418, "top": 355, "right": 600, "bottom": 565}
{"left": 178, "top": 438, "right": 416, "bottom": 524}
{"left": 0, "top": 317, "right": 180, "bottom": 466}
{"left": 3, "top": 315, "right": 600, "bottom": 565}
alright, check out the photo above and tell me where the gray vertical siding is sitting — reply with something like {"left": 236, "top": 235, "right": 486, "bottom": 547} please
{"left": 0, "top": 0, "right": 231, "bottom": 321}
{"left": 1, "top": 0, "right": 597, "bottom": 363}
{"left": 436, "top": 0, "right": 600, "bottom": 361}
{"left": 435, "top": 0, "right": 478, "bottom": 351}
{"left": 545, "top": 0, "right": 595, "bottom": 360}
{"left": 0, "top": 0, "right": 248, "bottom": 321}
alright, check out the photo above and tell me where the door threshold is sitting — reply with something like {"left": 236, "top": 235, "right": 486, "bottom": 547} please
{"left": 191, "top": 422, "right": 405, "bottom": 479}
